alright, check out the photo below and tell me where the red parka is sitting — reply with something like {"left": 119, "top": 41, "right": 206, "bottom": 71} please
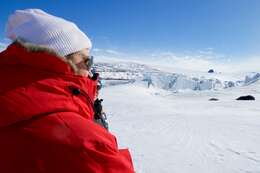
{"left": 0, "top": 43, "right": 134, "bottom": 173}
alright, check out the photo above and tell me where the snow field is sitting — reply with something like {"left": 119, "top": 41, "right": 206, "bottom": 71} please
{"left": 101, "top": 81, "right": 260, "bottom": 173}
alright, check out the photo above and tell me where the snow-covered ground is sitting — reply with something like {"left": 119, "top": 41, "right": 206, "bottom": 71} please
{"left": 99, "top": 62, "right": 260, "bottom": 173}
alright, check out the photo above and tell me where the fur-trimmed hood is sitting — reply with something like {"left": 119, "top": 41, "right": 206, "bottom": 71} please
{"left": 0, "top": 40, "right": 98, "bottom": 127}
{"left": 9, "top": 39, "right": 79, "bottom": 73}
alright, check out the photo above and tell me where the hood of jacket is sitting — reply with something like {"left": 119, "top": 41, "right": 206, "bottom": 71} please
{"left": 0, "top": 41, "right": 97, "bottom": 128}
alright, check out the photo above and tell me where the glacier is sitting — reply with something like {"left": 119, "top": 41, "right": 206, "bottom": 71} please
{"left": 94, "top": 62, "right": 260, "bottom": 92}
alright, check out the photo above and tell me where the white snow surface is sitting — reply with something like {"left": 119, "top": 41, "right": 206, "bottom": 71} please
{"left": 98, "top": 61, "right": 260, "bottom": 173}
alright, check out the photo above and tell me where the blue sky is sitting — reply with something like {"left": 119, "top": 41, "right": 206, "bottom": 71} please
{"left": 1, "top": 0, "right": 260, "bottom": 61}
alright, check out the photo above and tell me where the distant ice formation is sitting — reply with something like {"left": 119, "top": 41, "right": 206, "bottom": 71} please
{"left": 94, "top": 62, "right": 260, "bottom": 91}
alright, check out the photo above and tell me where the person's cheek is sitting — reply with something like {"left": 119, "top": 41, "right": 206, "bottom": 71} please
{"left": 78, "top": 69, "right": 89, "bottom": 77}
{"left": 94, "top": 90, "right": 99, "bottom": 100}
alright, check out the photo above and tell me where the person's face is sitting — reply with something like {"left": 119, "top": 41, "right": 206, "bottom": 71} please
{"left": 68, "top": 49, "right": 93, "bottom": 76}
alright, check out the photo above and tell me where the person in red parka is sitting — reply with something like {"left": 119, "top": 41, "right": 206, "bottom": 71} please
{"left": 0, "top": 9, "right": 134, "bottom": 173}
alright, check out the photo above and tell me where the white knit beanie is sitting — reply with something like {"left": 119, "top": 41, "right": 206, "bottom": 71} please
{"left": 6, "top": 9, "right": 92, "bottom": 56}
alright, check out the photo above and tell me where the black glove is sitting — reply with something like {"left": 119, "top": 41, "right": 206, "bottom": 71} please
{"left": 93, "top": 98, "right": 109, "bottom": 130}
{"left": 94, "top": 98, "right": 103, "bottom": 119}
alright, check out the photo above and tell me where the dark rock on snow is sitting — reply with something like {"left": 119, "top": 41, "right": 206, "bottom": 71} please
{"left": 208, "top": 69, "right": 214, "bottom": 73}
{"left": 209, "top": 98, "right": 219, "bottom": 101}
{"left": 236, "top": 95, "right": 255, "bottom": 101}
